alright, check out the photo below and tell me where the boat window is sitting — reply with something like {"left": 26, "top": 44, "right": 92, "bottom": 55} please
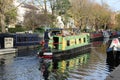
{"left": 66, "top": 61, "right": 69, "bottom": 67}
{"left": 84, "top": 38, "right": 86, "bottom": 42}
{"left": 75, "top": 39, "right": 76, "bottom": 44}
{"left": 79, "top": 59, "right": 81, "bottom": 63}
{"left": 17, "top": 37, "right": 22, "bottom": 42}
{"left": 53, "top": 37, "right": 59, "bottom": 49}
{"left": 24, "top": 37, "right": 27, "bottom": 41}
{"left": 79, "top": 39, "right": 81, "bottom": 43}
{"left": 52, "top": 31, "right": 61, "bottom": 36}
{"left": 67, "top": 40, "right": 70, "bottom": 46}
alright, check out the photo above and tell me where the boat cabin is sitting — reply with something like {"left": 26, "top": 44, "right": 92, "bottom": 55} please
{"left": 44, "top": 28, "right": 90, "bottom": 51}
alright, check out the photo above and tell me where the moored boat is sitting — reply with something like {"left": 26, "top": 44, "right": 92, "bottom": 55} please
{"left": 0, "top": 33, "right": 41, "bottom": 50}
{"left": 106, "top": 37, "right": 120, "bottom": 60}
{"left": 106, "top": 37, "right": 120, "bottom": 65}
{"left": 13, "top": 33, "right": 41, "bottom": 49}
{"left": 37, "top": 28, "right": 91, "bottom": 59}
{"left": 90, "top": 32, "right": 103, "bottom": 41}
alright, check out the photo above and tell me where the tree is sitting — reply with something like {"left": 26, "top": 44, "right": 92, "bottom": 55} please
{"left": 69, "top": 0, "right": 93, "bottom": 29}
{"left": 5, "top": 6, "right": 17, "bottom": 27}
{"left": 0, "top": 0, "right": 17, "bottom": 33}
{"left": 55, "top": 0, "right": 71, "bottom": 15}
{"left": 115, "top": 13, "right": 120, "bottom": 30}
{"left": 24, "top": 9, "right": 53, "bottom": 30}
{"left": 34, "top": 0, "right": 48, "bottom": 14}
{"left": 23, "top": 0, "right": 53, "bottom": 30}
{"left": 49, "top": 0, "right": 56, "bottom": 16}
{"left": 68, "top": 0, "right": 112, "bottom": 31}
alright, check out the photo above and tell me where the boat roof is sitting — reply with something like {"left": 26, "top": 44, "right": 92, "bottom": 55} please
{"left": 46, "top": 28, "right": 79, "bottom": 31}
{"left": 46, "top": 28, "right": 63, "bottom": 31}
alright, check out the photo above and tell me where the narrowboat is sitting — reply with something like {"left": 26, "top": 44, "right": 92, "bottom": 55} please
{"left": 13, "top": 33, "right": 41, "bottom": 48}
{"left": 90, "top": 32, "right": 103, "bottom": 41}
{"left": 37, "top": 28, "right": 91, "bottom": 59}
{"left": 0, "top": 33, "right": 41, "bottom": 54}
{"left": 0, "top": 33, "right": 18, "bottom": 54}
{"left": 110, "top": 31, "right": 118, "bottom": 38}
{"left": 106, "top": 37, "right": 120, "bottom": 60}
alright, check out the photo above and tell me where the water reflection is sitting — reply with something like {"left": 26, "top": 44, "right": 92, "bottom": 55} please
{"left": 39, "top": 51, "right": 90, "bottom": 80}
{"left": 0, "top": 53, "right": 16, "bottom": 80}
{"left": 91, "top": 41, "right": 103, "bottom": 47}
{"left": 17, "top": 49, "right": 37, "bottom": 57}
{"left": 0, "top": 58, "right": 5, "bottom": 79}
{"left": 106, "top": 52, "right": 120, "bottom": 72}
{"left": 0, "top": 53, "right": 16, "bottom": 65}
{"left": 103, "top": 37, "right": 110, "bottom": 44}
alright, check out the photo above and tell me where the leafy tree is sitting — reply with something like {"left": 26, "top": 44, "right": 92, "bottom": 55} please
{"left": 68, "top": 0, "right": 112, "bottom": 31}
{"left": 55, "top": 0, "right": 71, "bottom": 15}
{"left": 0, "top": 0, "right": 17, "bottom": 33}
{"left": 8, "top": 24, "right": 25, "bottom": 33}
{"left": 115, "top": 13, "right": 120, "bottom": 30}
{"left": 5, "top": 7, "right": 17, "bottom": 26}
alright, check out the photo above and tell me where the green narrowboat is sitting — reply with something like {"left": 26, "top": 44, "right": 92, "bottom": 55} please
{"left": 37, "top": 28, "right": 91, "bottom": 59}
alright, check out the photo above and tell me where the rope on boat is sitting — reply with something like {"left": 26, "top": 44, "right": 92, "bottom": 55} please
{"left": 40, "top": 41, "right": 62, "bottom": 45}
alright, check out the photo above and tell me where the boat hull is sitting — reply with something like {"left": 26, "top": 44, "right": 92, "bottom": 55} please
{"left": 37, "top": 44, "right": 91, "bottom": 59}
{"left": 90, "top": 32, "right": 103, "bottom": 41}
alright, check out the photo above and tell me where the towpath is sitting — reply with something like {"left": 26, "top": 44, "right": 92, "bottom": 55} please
{"left": 106, "top": 65, "right": 120, "bottom": 80}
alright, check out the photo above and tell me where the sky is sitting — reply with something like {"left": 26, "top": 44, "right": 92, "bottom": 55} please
{"left": 95, "top": 0, "right": 120, "bottom": 12}
{"left": 18, "top": 0, "right": 120, "bottom": 12}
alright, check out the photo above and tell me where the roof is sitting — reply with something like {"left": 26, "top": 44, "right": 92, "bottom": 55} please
{"left": 22, "top": 4, "right": 39, "bottom": 10}
{"left": 46, "top": 28, "right": 63, "bottom": 31}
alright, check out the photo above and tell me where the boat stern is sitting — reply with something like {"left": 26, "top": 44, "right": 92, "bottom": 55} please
{"left": 37, "top": 50, "right": 53, "bottom": 59}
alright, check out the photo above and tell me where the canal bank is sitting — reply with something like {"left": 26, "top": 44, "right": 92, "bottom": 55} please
{"left": 0, "top": 48, "right": 17, "bottom": 55}
{"left": 106, "top": 65, "right": 120, "bottom": 80}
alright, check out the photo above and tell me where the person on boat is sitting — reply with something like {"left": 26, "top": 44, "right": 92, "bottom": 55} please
{"left": 44, "top": 29, "right": 51, "bottom": 50}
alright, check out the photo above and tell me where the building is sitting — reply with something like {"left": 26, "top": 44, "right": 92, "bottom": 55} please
{"left": 13, "top": 0, "right": 42, "bottom": 25}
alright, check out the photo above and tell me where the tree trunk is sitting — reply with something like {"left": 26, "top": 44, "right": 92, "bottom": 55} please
{"left": 1, "top": 14, "right": 6, "bottom": 33}
{"left": 44, "top": 0, "right": 47, "bottom": 15}
{"left": 79, "top": 18, "right": 82, "bottom": 29}
{"left": 104, "top": 23, "right": 107, "bottom": 30}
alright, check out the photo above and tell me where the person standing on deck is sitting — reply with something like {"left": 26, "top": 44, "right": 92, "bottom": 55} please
{"left": 56, "top": 15, "right": 64, "bottom": 28}
{"left": 44, "top": 29, "right": 50, "bottom": 50}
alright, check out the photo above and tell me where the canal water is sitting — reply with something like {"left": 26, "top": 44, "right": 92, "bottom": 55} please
{"left": 0, "top": 39, "right": 119, "bottom": 80}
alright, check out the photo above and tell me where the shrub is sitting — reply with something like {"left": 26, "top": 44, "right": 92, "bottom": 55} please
{"left": 8, "top": 24, "right": 25, "bottom": 33}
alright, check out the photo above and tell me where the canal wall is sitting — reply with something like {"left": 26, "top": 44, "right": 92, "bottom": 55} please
{"left": 106, "top": 65, "right": 120, "bottom": 80}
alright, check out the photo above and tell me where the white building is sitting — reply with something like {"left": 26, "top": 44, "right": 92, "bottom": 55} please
{"left": 13, "top": 0, "right": 26, "bottom": 24}
{"left": 13, "top": 0, "right": 41, "bottom": 25}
